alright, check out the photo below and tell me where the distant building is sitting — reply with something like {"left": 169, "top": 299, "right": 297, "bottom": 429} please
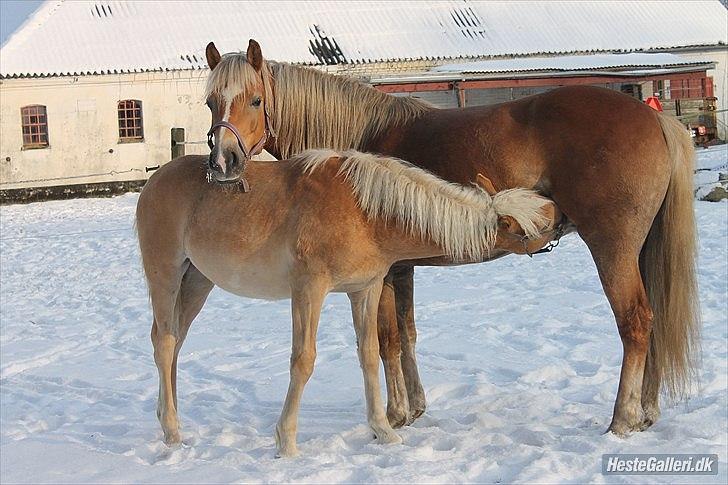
{"left": 1, "top": 0, "right": 726, "bottom": 200}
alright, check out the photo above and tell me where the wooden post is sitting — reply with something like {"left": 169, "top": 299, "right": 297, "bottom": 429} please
{"left": 171, "top": 127, "right": 185, "bottom": 159}
{"left": 455, "top": 82, "right": 466, "bottom": 108}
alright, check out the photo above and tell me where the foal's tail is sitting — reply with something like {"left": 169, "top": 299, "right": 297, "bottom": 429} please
{"left": 641, "top": 113, "right": 700, "bottom": 399}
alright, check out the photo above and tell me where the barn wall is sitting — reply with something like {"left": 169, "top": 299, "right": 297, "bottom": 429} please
{"left": 3, "top": 50, "right": 725, "bottom": 193}
{"left": 464, "top": 86, "right": 554, "bottom": 106}
{"left": 0, "top": 71, "right": 213, "bottom": 190}
{"left": 390, "top": 89, "right": 459, "bottom": 108}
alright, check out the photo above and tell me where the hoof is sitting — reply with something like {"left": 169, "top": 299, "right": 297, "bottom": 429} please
{"left": 373, "top": 427, "right": 403, "bottom": 445}
{"left": 605, "top": 425, "right": 629, "bottom": 438}
{"left": 607, "top": 417, "right": 649, "bottom": 437}
{"left": 407, "top": 390, "right": 426, "bottom": 425}
{"left": 638, "top": 418, "right": 655, "bottom": 431}
{"left": 164, "top": 430, "right": 181, "bottom": 445}
{"left": 276, "top": 445, "right": 300, "bottom": 458}
{"left": 641, "top": 406, "right": 660, "bottom": 430}
{"left": 387, "top": 407, "right": 409, "bottom": 429}
{"left": 607, "top": 403, "right": 651, "bottom": 437}
{"left": 408, "top": 406, "right": 425, "bottom": 424}
{"left": 274, "top": 424, "right": 299, "bottom": 458}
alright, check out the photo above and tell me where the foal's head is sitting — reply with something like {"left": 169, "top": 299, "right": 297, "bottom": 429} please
{"left": 204, "top": 40, "right": 274, "bottom": 184}
{"left": 476, "top": 174, "right": 562, "bottom": 255}
{"left": 494, "top": 200, "right": 561, "bottom": 255}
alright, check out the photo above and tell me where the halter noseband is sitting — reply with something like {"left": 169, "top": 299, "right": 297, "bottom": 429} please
{"left": 206, "top": 111, "right": 273, "bottom": 161}
{"left": 206, "top": 87, "right": 276, "bottom": 156}
{"left": 206, "top": 104, "right": 275, "bottom": 192}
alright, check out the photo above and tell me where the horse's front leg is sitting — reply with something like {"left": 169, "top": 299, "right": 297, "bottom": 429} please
{"left": 392, "top": 265, "right": 427, "bottom": 422}
{"left": 275, "top": 280, "right": 327, "bottom": 458}
{"left": 350, "top": 280, "right": 403, "bottom": 445}
{"left": 377, "top": 270, "right": 410, "bottom": 428}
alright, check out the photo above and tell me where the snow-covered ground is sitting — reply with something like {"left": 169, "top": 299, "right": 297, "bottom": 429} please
{"left": 695, "top": 145, "right": 728, "bottom": 199}
{"left": 1, "top": 149, "right": 726, "bottom": 484}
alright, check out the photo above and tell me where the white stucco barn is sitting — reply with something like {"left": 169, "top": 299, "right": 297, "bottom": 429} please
{"left": 1, "top": 0, "right": 726, "bottom": 200}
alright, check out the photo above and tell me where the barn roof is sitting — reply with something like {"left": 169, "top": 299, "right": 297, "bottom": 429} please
{"left": 432, "top": 53, "right": 714, "bottom": 76}
{"left": 1, "top": 0, "right": 726, "bottom": 78}
{"left": 370, "top": 53, "right": 715, "bottom": 85}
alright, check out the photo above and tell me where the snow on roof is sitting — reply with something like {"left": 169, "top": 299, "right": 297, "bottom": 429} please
{"left": 1, "top": 0, "right": 726, "bottom": 78}
{"left": 432, "top": 53, "right": 714, "bottom": 75}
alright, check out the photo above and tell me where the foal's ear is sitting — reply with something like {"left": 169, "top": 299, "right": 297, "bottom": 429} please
{"left": 539, "top": 200, "right": 561, "bottom": 230}
{"left": 475, "top": 173, "right": 498, "bottom": 196}
{"left": 498, "top": 215, "right": 520, "bottom": 234}
{"left": 206, "top": 42, "right": 221, "bottom": 70}
{"left": 246, "top": 39, "right": 263, "bottom": 71}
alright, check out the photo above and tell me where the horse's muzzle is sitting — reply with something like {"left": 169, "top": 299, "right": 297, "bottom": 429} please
{"left": 208, "top": 148, "right": 246, "bottom": 183}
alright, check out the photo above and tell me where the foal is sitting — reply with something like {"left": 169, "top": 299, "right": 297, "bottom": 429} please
{"left": 136, "top": 149, "right": 558, "bottom": 456}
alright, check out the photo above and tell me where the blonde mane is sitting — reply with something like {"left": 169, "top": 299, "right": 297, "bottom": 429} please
{"left": 205, "top": 55, "right": 431, "bottom": 159}
{"left": 269, "top": 62, "right": 431, "bottom": 158}
{"left": 293, "top": 149, "right": 551, "bottom": 261}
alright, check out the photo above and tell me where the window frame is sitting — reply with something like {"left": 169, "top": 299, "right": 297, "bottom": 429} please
{"left": 20, "top": 104, "right": 50, "bottom": 150}
{"left": 117, "top": 99, "right": 145, "bottom": 143}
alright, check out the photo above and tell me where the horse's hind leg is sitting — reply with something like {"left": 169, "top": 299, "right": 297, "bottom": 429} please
{"left": 377, "top": 271, "right": 410, "bottom": 428}
{"left": 641, "top": 341, "right": 661, "bottom": 427}
{"left": 148, "top": 259, "right": 188, "bottom": 445}
{"left": 585, "top": 240, "right": 654, "bottom": 436}
{"left": 350, "top": 280, "right": 402, "bottom": 445}
{"left": 392, "top": 265, "right": 427, "bottom": 422}
{"left": 171, "top": 264, "right": 214, "bottom": 410}
{"left": 638, "top": 237, "right": 661, "bottom": 428}
{"left": 275, "top": 280, "right": 327, "bottom": 458}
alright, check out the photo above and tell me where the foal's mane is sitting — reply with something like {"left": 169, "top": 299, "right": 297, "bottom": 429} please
{"left": 294, "top": 149, "right": 550, "bottom": 261}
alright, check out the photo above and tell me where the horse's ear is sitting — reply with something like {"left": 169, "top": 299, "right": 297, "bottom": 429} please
{"left": 498, "top": 215, "right": 520, "bottom": 234}
{"left": 475, "top": 173, "right": 498, "bottom": 196}
{"left": 539, "top": 200, "right": 561, "bottom": 230}
{"left": 206, "top": 42, "right": 221, "bottom": 70}
{"left": 246, "top": 39, "right": 263, "bottom": 71}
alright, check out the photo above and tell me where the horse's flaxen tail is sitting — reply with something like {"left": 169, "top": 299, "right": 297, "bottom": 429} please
{"left": 641, "top": 113, "right": 701, "bottom": 400}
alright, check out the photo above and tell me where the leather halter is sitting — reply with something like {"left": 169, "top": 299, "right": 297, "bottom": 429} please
{"left": 499, "top": 214, "right": 567, "bottom": 258}
{"left": 206, "top": 103, "right": 275, "bottom": 192}
{"left": 207, "top": 85, "right": 276, "bottom": 156}
{"left": 206, "top": 110, "right": 273, "bottom": 161}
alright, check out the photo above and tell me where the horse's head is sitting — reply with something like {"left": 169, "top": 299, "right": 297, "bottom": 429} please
{"left": 204, "top": 39, "right": 275, "bottom": 184}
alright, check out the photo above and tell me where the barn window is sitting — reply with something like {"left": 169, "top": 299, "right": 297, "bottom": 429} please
{"left": 117, "top": 99, "right": 144, "bottom": 142}
{"left": 21, "top": 105, "right": 49, "bottom": 149}
{"left": 620, "top": 84, "right": 642, "bottom": 100}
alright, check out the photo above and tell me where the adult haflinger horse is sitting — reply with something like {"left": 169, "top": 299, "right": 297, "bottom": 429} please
{"left": 136, "top": 147, "right": 560, "bottom": 455}
{"left": 202, "top": 40, "right": 700, "bottom": 437}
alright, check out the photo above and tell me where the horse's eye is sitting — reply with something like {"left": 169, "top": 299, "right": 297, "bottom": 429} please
{"left": 251, "top": 97, "right": 262, "bottom": 107}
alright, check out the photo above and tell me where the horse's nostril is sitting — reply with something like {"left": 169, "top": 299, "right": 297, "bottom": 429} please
{"left": 228, "top": 151, "right": 238, "bottom": 168}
